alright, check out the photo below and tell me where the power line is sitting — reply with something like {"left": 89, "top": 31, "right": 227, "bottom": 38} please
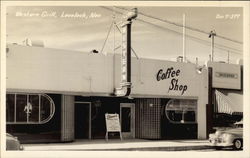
{"left": 109, "top": 8, "right": 241, "bottom": 55}
{"left": 100, "top": 6, "right": 242, "bottom": 55}
{"left": 100, "top": 22, "right": 113, "bottom": 54}
{"left": 137, "top": 18, "right": 242, "bottom": 55}
{"left": 115, "top": 7, "right": 243, "bottom": 44}
{"left": 101, "top": 6, "right": 140, "bottom": 59}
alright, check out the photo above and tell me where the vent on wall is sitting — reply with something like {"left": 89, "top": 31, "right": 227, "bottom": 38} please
{"left": 23, "top": 38, "right": 44, "bottom": 47}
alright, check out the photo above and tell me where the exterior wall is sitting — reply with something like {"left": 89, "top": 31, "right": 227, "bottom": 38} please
{"left": 61, "top": 95, "right": 74, "bottom": 142}
{"left": 7, "top": 44, "right": 207, "bottom": 97}
{"left": 6, "top": 45, "right": 114, "bottom": 94}
{"left": 115, "top": 55, "right": 207, "bottom": 98}
{"left": 6, "top": 44, "right": 209, "bottom": 139}
{"left": 198, "top": 68, "right": 208, "bottom": 139}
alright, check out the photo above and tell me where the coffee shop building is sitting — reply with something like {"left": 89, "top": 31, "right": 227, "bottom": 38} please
{"left": 5, "top": 44, "right": 242, "bottom": 143}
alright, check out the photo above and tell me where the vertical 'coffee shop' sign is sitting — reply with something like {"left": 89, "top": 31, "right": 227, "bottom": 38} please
{"left": 156, "top": 67, "right": 188, "bottom": 95}
{"left": 121, "top": 21, "right": 128, "bottom": 85}
{"left": 114, "top": 8, "right": 138, "bottom": 96}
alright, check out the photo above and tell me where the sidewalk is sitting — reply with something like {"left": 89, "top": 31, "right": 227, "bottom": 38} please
{"left": 23, "top": 139, "right": 213, "bottom": 151}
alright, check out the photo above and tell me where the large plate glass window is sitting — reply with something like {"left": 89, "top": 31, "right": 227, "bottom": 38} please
{"left": 6, "top": 94, "right": 15, "bottom": 122}
{"left": 165, "top": 99, "right": 197, "bottom": 124}
{"left": 6, "top": 93, "right": 55, "bottom": 124}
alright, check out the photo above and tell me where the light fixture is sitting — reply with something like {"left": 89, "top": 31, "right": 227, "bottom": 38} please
{"left": 128, "top": 96, "right": 134, "bottom": 100}
{"left": 91, "top": 49, "right": 99, "bottom": 53}
{"left": 196, "top": 65, "right": 205, "bottom": 74}
{"left": 94, "top": 100, "right": 101, "bottom": 107}
{"left": 196, "top": 67, "right": 203, "bottom": 74}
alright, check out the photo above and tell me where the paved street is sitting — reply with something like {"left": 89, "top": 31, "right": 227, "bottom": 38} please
{"left": 7, "top": 139, "right": 247, "bottom": 158}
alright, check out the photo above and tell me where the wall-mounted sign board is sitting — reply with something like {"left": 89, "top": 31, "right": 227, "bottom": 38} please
{"left": 207, "top": 61, "right": 241, "bottom": 90}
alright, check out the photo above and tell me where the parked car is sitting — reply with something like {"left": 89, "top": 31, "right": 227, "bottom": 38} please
{"left": 6, "top": 133, "right": 24, "bottom": 150}
{"left": 209, "top": 120, "right": 243, "bottom": 150}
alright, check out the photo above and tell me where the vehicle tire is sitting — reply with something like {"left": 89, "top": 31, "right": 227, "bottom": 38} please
{"left": 215, "top": 146, "right": 222, "bottom": 150}
{"left": 233, "top": 139, "right": 243, "bottom": 150}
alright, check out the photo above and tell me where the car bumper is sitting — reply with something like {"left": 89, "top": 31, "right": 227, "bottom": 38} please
{"left": 209, "top": 139, "right": 233, "bottom": 147}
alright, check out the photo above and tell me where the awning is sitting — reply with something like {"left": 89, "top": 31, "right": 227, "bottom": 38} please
{"left": 214, "top": 90, "right": 243, "bottom": 115}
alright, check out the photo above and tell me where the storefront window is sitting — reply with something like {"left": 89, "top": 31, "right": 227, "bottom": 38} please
{"left": 16, "top": 95, "right": 27, "bottom": 122}
{"left": 165, "top": 99, "right": 197, "bottom": 124}
{"left": 167, "top": 110, "right": 182, "bottom": 122}
{"left": 184, "top": 111, "right": 196, "bottom": 122}
{"left": 6, "top": 94, "right": 15, "bottom": 122}
{"left": 29, "top": 95, "right": 39, "bottom": 122}
{"left": 41, "top": 95, "right": 52, "bottom": 121}
{"left": 6, "top": 93, "right": 55, "bottom": 124}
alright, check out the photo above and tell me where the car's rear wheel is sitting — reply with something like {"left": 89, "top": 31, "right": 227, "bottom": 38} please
{"left": 233, "top": 139, "right": 243, "bottom": 150}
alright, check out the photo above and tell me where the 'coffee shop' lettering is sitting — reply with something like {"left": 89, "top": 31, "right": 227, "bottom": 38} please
{"left": 156, "top": 67, "right": 188, "bottom": 95}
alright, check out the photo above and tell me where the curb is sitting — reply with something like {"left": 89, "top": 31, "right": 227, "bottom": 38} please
{"left": 76, "top": 145, "right": 214, "bottom": 151}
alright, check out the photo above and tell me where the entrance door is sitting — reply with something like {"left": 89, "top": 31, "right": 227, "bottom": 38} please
{"left": 75, "top": 102, "right": 91, "bottom": 139}
{"left": 120, "top": 103, "right": 135, "bottom": 139}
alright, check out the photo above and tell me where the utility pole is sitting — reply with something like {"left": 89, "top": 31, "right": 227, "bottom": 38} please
{"left": 182, "top": 14, "right": 186, "bottom": 63}
{"left": 209, "top": 30, "right": 216, "bottom": 61}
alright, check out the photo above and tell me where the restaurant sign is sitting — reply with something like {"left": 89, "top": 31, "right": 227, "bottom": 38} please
{"left": 105, "top": 113, "right": 122, "bottom": 140}
{"left": 156, "top": 67, "right": 188, "bottom": 95}
{"left": 105, "top": 113, "right": 121, "bottom": 132}
{"left": 207, "top": 61, "right": 241, "bottom": 90}
{"left": 215, "top": 72, "right": 238, "bottom": 79}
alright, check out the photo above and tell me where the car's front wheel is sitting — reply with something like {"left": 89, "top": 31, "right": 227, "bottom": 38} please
{"left": 215, "top": 146, "right": 222, "bottom": 150}
{"left": 233, "top": 139, "right": 243, "bottom": 150}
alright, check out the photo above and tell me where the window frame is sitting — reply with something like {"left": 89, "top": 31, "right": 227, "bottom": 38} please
{"left": 6, "top": 93, "right": 55, "bottom": 124}
{"left": 165, "top": 99, "right": 197, "bottom": 124}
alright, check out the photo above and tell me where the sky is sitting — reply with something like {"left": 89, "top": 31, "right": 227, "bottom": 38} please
{"left": 6, "top": 6, "right": 243, "bottom": 64}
